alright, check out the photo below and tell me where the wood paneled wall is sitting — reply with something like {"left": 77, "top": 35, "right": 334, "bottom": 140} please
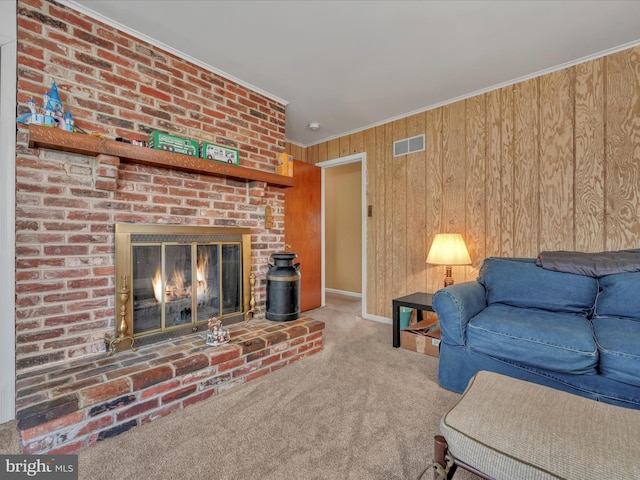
{"left": 287, "top": 45, "right": 640, "bottom": 319}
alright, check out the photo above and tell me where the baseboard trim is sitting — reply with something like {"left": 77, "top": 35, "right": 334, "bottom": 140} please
{"left": 325, "top": 288, "right": 362, "bottom": 298}
{"left": 363, "top": 313, "right": 391, "bottom": 325}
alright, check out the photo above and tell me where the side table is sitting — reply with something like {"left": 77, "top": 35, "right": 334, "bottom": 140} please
{"left": 392, "top": 292, "right": 434, "bottom": 347}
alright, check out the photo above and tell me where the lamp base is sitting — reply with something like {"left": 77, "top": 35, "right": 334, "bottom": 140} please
{"left": 443, "top": 266, "right": 454, "bottom": 288}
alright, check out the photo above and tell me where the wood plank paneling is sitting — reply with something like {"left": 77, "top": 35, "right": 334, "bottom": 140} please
{"left": 285, "top": 143, "right": 306, "bottom": 163}
{"left": 317, "top": 142, "right": 328, "bottom": 164}
{"left": 364, "top": 127, "right": 377, "bottom": 315}
{"left": 375, "top": 125, "right": 388, "bottom": 316}
{"left": 383, "top": 123, "right": 395, "bottom": 317}
{"left": 339, "top": 136, "right": 351, "bottom": 158}
{"left": 513, "top": 79, "right": 539, "bottom": 257}
{"left": 499, "top": 86, "right": 515, "bottom": 256}
{"left": 465, "top": 95, "right": 486, "bottom": 276}
{"left": 307, "top": 145, "right": 319, "bottom": 165}
{"left": 286, "top": 45, "right": 640, "bottom": 320}
{"left": 327, "top": 139, "right": 340, "bottom": 161}
{"left": 605, "top": 48, "right": 640, "bottom": 249}
{"left": 442, "top": 101, "right": 468, "bottom": 282}
{"left": 539, "top": 68, "right": 575, "bottom": 251}
{"left": 391, "top": 119, "right": 408, "bottom": 309}
{"left": 405, "top": 113, "right": 427, "bottom": 295}
{"left": 350, "top": 131, "right": 364, "bottom": 155}
{"left": 486, "top": 89, "right": 503, "bottom": 256}
{"left": 575, "top": 58, "right": 605, "bottom": 252}
{"left": 426, "top": 108, "right": 444, "bottom": 293}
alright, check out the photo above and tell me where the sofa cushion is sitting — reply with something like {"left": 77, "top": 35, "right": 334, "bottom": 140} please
{"left": 592, "top": 316, "right": 640, "bottom": 388}
{"left": 466, "top": 304, "right": 598, "bottom": 374}
{"left": 478, "top": 257, "right": 598, "bottom": 315}
{"left": 594, "top": 271, "right": 640, "bottom": 320}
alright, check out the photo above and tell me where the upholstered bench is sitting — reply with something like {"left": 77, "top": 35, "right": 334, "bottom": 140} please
{"left": 433, "top": 371, "right": 640, "bottom": 480}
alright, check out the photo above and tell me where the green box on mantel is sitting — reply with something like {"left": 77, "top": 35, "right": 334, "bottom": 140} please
{"left": 148, "top": 131, "right": 199, "bottom": 157}
{"left": 200, "top": 142, "right": 240, "bottom": 165}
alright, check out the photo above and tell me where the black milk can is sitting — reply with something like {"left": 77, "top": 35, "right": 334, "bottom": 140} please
{"left": 266, "top": 252, "right": 300, "bottom": 321}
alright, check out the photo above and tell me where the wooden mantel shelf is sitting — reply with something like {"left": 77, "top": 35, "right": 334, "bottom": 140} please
{"left": 28, "top": 125, "right": 294, "bottom": 188}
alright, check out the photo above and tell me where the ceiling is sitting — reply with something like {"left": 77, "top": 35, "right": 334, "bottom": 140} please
{"left": 54, "top": 1, "right": 640, "bottom": 146}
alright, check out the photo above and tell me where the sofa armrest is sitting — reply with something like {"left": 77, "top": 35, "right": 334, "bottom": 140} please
{"left": 433, "top": 281, "right": 487, "bottom": 346}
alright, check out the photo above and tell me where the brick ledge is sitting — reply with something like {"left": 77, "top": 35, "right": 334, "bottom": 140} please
{"left": 15, "top": 317, "right": 325, "bottom": 454}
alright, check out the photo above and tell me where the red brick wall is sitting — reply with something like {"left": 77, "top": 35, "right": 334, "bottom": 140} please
{"left": 15, "top": 0, "right": 286, "bottom": 373}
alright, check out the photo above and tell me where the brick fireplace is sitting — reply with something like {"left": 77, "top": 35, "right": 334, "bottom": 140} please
{"left": 13, "top": 0, "right": 324, "bottom": 455}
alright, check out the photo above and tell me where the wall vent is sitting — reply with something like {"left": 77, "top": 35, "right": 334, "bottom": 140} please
{"left": 393, "top": 134, "right": 425, "bottom": 157}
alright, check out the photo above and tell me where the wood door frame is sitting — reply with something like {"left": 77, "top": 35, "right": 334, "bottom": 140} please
{"left": 316, "top": 152, "right": 368, "bottom": 320}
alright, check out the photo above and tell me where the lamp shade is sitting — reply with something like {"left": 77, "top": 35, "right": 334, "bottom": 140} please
{"left": 426, "top": 233, "right": 471, "bottom": 266}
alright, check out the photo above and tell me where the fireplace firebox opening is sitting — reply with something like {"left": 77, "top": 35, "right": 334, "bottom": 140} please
{"left": 111, "top": 224, "right": 252, "bottom": 353}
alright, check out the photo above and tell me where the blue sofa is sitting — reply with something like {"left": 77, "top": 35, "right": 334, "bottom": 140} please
{"left": 433, "top": 256, "right": 640, "bottom": 410}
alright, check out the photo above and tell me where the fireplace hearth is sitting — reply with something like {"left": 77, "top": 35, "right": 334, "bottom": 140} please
{"left": 111, "top": 224, "right": 253, "bottom": 353}
{"left": 16, "top": 317, "right": 325, "bottom": 455}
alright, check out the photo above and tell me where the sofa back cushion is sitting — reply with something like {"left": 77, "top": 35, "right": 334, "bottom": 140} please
{"left": 595, "top": 272, "right": 640, "bottom": 319}
{"left": 478, "top": 257, "right": 598, "bottom": 314}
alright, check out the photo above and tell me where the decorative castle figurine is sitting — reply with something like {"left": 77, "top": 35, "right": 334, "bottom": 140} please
{"left": 16, "top": 81, "right": 75, "bottom": 131}
{"left": 206, "top": 317, "right": 230, "bottom": 346}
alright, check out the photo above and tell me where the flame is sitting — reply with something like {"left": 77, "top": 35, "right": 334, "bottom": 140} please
{"left": 171, "top": 266, "right": 185, "bottom": 294}
{"left": 197, "top": 250, "right": 209, "bottom": 304}
{"left": 150, "top": 249, "right": 210, "bottom": 303}
{"left": 152, "top": 268, "right": 163, "bottom": 303}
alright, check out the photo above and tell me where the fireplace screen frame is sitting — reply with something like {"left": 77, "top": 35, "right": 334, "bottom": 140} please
{"left": 113, "top": 223, "right": 252, "bottom": 352}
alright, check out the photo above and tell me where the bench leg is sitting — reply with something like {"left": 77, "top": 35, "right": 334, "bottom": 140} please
{"left": 434, "top": 435, "right": 457, "bottom": 480}
{"left": 434, "top": 435, "right": 498, "bottom": 480}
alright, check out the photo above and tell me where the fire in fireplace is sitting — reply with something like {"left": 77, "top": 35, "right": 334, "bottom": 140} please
{"left": 111, "top": 224, "right": 252, "bottom": 352}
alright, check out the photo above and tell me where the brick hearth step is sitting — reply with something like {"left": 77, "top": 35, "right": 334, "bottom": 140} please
{"left": 15, "top": 317, "right": 324, "bottom": 454}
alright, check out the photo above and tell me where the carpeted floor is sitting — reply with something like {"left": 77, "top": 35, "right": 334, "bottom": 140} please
{"left": 1, "top": 293, "right": 480, "bottom": 479}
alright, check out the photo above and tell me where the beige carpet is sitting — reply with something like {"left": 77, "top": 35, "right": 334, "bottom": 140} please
{"left": 0, "top": 419, "right": 19, "bottom": 455}
{"left": 2, "top": 294, "right": 479, "bottom": 480}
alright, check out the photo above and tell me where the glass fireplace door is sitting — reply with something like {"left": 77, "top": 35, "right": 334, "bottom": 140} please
{"left": 131, "top": 242, "right": 239, "bottom": 336}
{"left": 114, "top": 224, "right": 252, "bottom": 351}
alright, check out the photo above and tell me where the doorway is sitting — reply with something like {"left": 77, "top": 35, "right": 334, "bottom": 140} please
{"left": 317, "top": 153, "right": 367, "bottom": 320}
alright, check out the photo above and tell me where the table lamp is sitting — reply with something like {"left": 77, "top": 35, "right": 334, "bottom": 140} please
{"left": 426, "top": 233, "right": 471, "bottom": 287}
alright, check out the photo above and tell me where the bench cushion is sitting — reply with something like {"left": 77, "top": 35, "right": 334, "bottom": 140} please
{"left": 440, "top": 371, "right": 640, "bottom": 480}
